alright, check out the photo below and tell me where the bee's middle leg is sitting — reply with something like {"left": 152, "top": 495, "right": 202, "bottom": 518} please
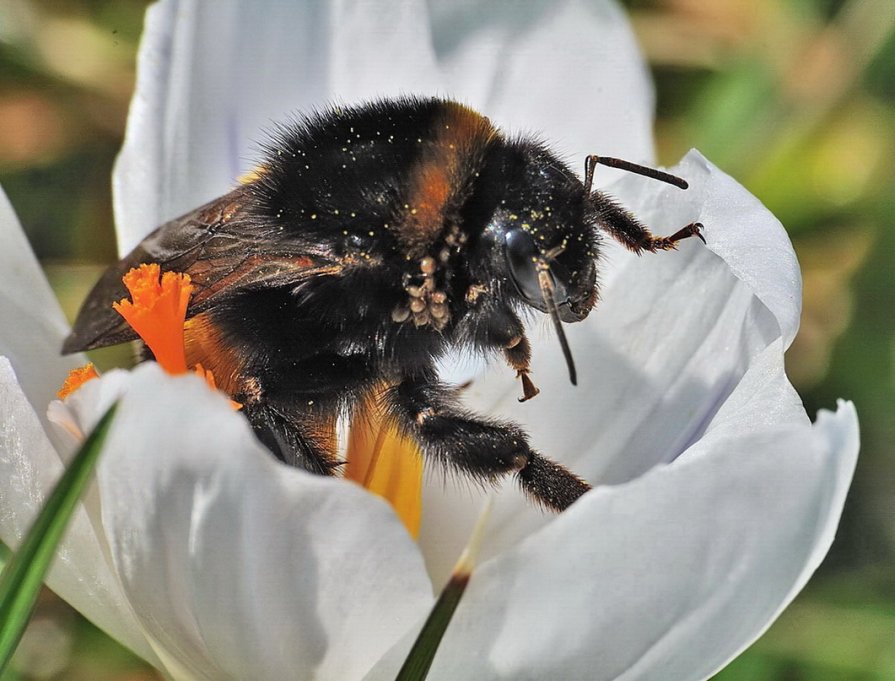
{"left": 386, "top": 373, "right": 590, "bottom": 511}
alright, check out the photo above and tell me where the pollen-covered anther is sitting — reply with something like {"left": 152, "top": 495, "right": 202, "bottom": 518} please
{"left": 57, "top": 363, "right": 99, "bottom": 399}
{"left": 113, "top": 263, "right": 192, "bottom": 374}
{"left": 345, "top": 394, "right": 424, "bottom": 538}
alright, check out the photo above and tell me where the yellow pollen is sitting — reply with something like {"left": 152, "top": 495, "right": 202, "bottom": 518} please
{"left": 345, "top": 395, "right": 423, "bottom": 538}
{"left": 57, "top": 363, "right": 99, "bottom": 399}
{"left": 237, "top": 164, "right": 267, "bottom": 184}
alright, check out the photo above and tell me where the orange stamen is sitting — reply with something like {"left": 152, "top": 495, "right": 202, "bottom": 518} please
{"left": 57, "top": 363, "right": 99, "bottom": 399}
{"left": 345, "top": 395, "right": 424, "bottom": 538}
{"left": 194, "top": 363, "right": 242, "bottom": 410}
{"left": 113, "top": 264, "right": 192, "bottom": 374}
{"left": 108, "top": 265, "right": 238, "bottom": 408}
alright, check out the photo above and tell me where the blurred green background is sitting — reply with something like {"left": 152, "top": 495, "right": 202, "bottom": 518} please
{"left": 0, "top": 0, "right": 893, "bottom": 679}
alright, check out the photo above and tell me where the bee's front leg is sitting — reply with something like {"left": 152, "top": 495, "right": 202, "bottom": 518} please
{"left": 386, "top": 372, "right": 590, "bottom": 511}
{"left": 503, "top": 333, "right": 540, "bottom": 402}
{"left": 462, "top": 302, "right": 539, "bottom": 401}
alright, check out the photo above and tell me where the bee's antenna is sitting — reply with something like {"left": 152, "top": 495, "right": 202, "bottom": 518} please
{"left": 584, "top": 155, "right": 689, "bottom": 194}
{"left": 537, "top": 265, "right": 577, "bottom": 386}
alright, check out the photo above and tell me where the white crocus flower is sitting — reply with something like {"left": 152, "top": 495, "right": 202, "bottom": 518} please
{"left": 0, "top": 1, "right": 858, "bottom": 680}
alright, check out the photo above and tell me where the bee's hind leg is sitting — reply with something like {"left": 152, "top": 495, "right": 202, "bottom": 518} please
{"left": 238, "top": 353, "right": 376, "bottom": 475}
{"left": 241, "top": 400, "right": 341, "bottom": 475}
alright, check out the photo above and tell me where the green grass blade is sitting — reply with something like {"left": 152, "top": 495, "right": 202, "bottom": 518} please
{"left": 0, "top": 403, "right": 118, "bottom": 673}
{"left": 395, "top": 571, "right": 469, "bottom": 681}
{"left": 395, "top": 500, "right": 491, "bottom": 681}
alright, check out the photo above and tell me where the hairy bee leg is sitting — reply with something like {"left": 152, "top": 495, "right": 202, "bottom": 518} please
{"left": 241, "top": 401, "right": 339, "bottom": 475}
{"left": 387, "top": 375, "right": 589, "bottom": 511}
{"left": 240, "top": 353, "right": 377, "bottom": 475}
{"left": 388, "top": 376, "right": 530, "bottom": 477}
{"left": 462, "top": 304, "right": 539, "bottom": 401}
{"left": 590, "top": 191, "right": 704, "bottom": 254}
{"left": 504, "top": 333, "right": 540, "bottom": 402}
{"left": 517, "top": 455, "right": 591, "bottom": 512}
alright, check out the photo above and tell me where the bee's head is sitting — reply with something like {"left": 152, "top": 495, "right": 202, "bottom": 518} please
{"left": 500, "top": 218, "right": 598, "bottom": 323}
{"left": 465, "top": 139, "right": 602, "bottom": 384}
{"left": 470, "top": 141, "right": 600, "bottom": 319}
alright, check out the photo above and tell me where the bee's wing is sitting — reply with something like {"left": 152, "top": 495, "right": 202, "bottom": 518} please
{"left": 63, "top": 186, "right": 342, "bottom": 353}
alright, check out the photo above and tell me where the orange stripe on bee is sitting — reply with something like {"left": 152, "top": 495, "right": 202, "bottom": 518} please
{"left": 183, "top": 313, "right": 245, "bottom": 397}
{"left": 400, "top": 102, "right": 496, "bottom": 255}
{"left": 303, "top": 416, "right": 340, "bottom": 467}
{"left": 184, "top": 313, "right": 341, "bottom": 462}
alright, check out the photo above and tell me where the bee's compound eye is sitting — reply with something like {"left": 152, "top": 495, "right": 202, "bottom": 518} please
{"left": 504, "top": 229, "right": 544, "bottom": 308}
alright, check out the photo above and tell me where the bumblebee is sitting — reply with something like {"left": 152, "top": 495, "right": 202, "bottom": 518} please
{"left": 63, "top": 97, "right": 703, "bottom": 512}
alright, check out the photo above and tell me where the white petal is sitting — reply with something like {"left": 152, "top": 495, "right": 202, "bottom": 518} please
{"left": 113, "top": 0, "right": 442, "bottom": 254}
{"left": 609, "top": 150, "right": 802, "bottom": 347}
{"left": 46, "top": 399, "right": 84, "bottom": 445}
{"left": 0, "top": 187, "right": 83, "bottom": 429}
{"left": 0, "top": 359, "right": 158, "bottom": 665}
{"left": 114, "top": 0, "right": 653, "bottom": 254}
{"left": 92, "top": 364, "right": 432, "bottom": 680}
{"left": 54, "top": 368, "right": 133, "bottom": 440}
{"left": 432, "top": 0, "right": 655, "bottom": 170}
{"left": 370, "top": 387, "right": 857, "bottom": 680}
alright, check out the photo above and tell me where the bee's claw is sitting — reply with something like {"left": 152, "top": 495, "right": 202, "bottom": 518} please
{"left": 692, "top": 222, "right": 707, "bottom": 244}
{"left": 666, "top": 221, "right": 705, "bottom": 247}
{"left": 518, "top": 372, "right": 540, "bottom": 402}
